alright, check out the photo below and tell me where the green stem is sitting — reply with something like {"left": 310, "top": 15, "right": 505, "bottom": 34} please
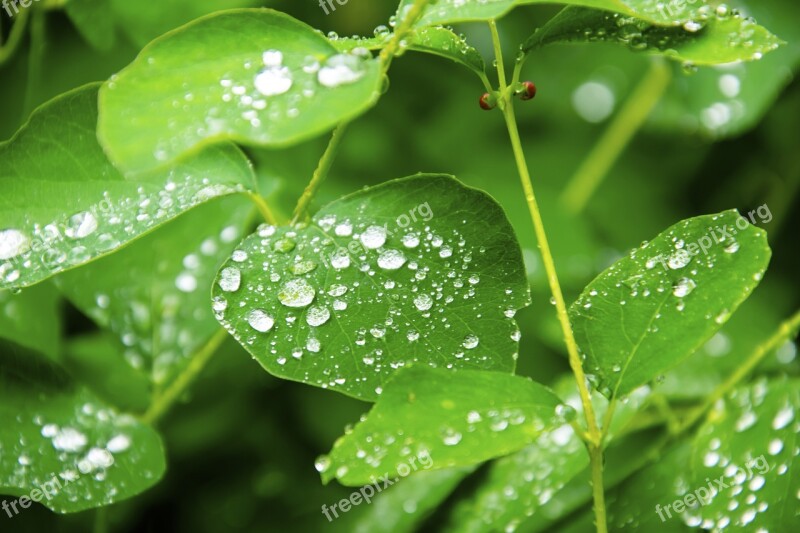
{"left": 677, "top": 308, "right": 800, "bottom": 434}
{"left": 0, "top": 6, "right": 30, "bottom": 67}
{"left": 246, "top": 191, "right": 279, "bottom": 225}
{"left": 93, "top": 507, "right": 108, "bottom": 533}
{"left": 291, "top": 122, "right": 348, "bottom": 224}
{"left": 23, "top": 6, "right": 45, "bottom": 116}
{"left": 560, "top": 59, "right": 672, "bottom": 214}
{"left": 142, "top": 328, "right": 228, "bottom": 424}
{"left": 379, "top": 0, "right": 430, "bottom": 70}
{"left": 489, "top": 20, "right": 606, "bottom": 533}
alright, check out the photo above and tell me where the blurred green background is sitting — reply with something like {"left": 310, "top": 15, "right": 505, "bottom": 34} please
{"left": 1, "top": 0, "right": 798, "bottom": 531}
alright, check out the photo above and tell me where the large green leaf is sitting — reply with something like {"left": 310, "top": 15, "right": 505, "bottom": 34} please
{"left": 523, "top": 6, "right": 782, "bottom": 65}
{"left": 0, "top": 283, "right": 61, "bottom": 361}
{"left": 57, "top": 196, "right": 253, "bottom": 387}
{"left": 570, "top": 210, "right": 771, "bottom": 398}
{"left": 399, "top": 0, "right": 711, "bottom": 27}
{"left": 318, "top": 366, "right": 565, "bottom": 486}
{"left": 109, "top": 0, "right": 262, "bottom": 47}
{"left": 212, "top": 175, "right": 530, "bottom": 401}
{"left": 0, "top": 85, "right": 255, "bottom": 291}
{"left": 98, "top": 9, "right": 383, "bottom": 174}
{"left": 688, "top": 378, "right": 799, "bottom": 530}
{"left": 0, "top": 351, "right": 165, "bottom": 513}
{"left": 446, "top": 375, "right": 651, "bottom": 532}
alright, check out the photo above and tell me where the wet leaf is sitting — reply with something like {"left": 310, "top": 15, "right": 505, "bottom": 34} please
{"left": 212, "top": 175, "right": 530, "bottom": 401}
{"left": 446, "top": 376, "right": 650, "bottom": 532}
{"left": 688, "top": 378, "right": 800, "bottom": 530}
{"left": 57, "top": 196, "right": 253, "bottom": 387}
{"left": 570, "top": 210, "right": 771, "bottom": 398}
{"left": 0, "top": 351, "right": 165, "bottom": 514}
{"left": 523, "top": 6, "right": 782, "bottom": 66}
{"left": 98, "top": 9, "right": 383, "bottom": 174}
{"left": 0, "top": 85, "right": 255, "bottom": 291}
{"left": 319, "top": 366, "right": 565, "bottom": 486}
{"left": 399, "top": 0, "right": 711, "bottom": 27}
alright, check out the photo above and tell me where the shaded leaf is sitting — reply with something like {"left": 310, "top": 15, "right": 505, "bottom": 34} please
{"left": 212, "top": 175, "right": 530, "bottom": 401}
{"left": 570, "top": 210, "right": 771, "bottom": 398}
{"left": 0, "top": 283, "right": 61, "bottom": 361}
{"left": 57, "top": 196, "right": 253, "bottom": 387}
{"left": 319, "top": 366, "right": 565, "bottom": 486}
{"left": 64, "top": 0, "right": 116, "bottom": 50}
{"left": 98, "top": 9, "right": 383, "bottom": 173}
{"left": 0, "top": 85, "right": 255, "bottom": 291}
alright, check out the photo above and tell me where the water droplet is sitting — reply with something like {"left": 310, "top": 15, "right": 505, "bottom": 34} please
{"left": 65, "top": 211, "right": 98, "bottom": 239}
{"left": 218, "top": 267, "right": 241, "bottom": 292}
{"left": 0, "top": 228, "right": 31, "bottom": 260}
{"left": 402, "top": 233, "right": 420, "bottom": 248}
{"left": 442, "top": 427, "right": 463, "bottom": 446}
{"left": 315, "top": 455, "right": 331, "bottom": 472}
{"left": 360, "top": 225, "right": 387, "bottom": 249}
{"left": 278, "top": 279, "right": 315, "bottom": 308}
{"left": 327, "top": 284, "right": 348, "bottom": 297}
{"left": 306, "top": 305, "right": 331, "bottom": 327}
{"left": 318, "top": 53, "right": 367, "bottom": 88}
{"left": 254, "top": 53, "right": 293, "bottom": 97}
{"left": 106, "top": 434, "right": 131, "bottom": 453}
{"left": 668, "top": 251, "right": 691, "bottom": 269}
{"left": 377, "top": 249, "right": 406, "bottom": 270}
{"left": 290, "top": 260, "right": 317, "bottom": 275}
{"left": 247, "top": 309, "right": 275, "bottom": 332}
{"left": 231, "top": 250, "right": 248, "bottom": 262}
{"left": 414, "top": 293, "right": 433, "bottom": 311}
{"left": 772, "top": 405, "right": 793, "bottom": 429}
{"left": 52, "top": 427, "right": 88, "bottom": 452}
{"left": 672, "top": 277, "right": 696, "bottom": 297}
{"left": 463, "top": 334, "right": 479, "bottom": 349}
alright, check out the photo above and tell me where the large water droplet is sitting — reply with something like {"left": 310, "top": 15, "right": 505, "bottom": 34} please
{"left": 414, "top": 293, "right": 433, "bottom": 311}
{"left": 278, "top": 278, "right": 315, "bottom": 308}
{"left": 247, "top": 309, "right": 275, "bottom": 332}
{"left": 306, "top": 305, "right": 331, "bottom": 327}
{"left": 317, "top": 54, "right": 367, "bottom": 88}
{"left": 65, "top": 211, "right": 99, "bottom": 239}
{"left": 0, "top": 228, "right": 31, "bottom": 260}
{"left": 377, "top": 249, "right": 406, "bottom": 270}
{"left": 360, "top": 225, "right": 387, "bottom": 249}
{"left": 218, "top": 267, "right": 241, "bottom": 292}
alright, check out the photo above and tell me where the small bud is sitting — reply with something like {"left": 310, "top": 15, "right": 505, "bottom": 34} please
{"left": 517, "top": 81, "right": 537, "bottom": 101}
{"left": 479, "top": 93, "right": 496, "bottom": 110}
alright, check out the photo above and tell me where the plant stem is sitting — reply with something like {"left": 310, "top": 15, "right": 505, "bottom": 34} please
{"left": 379, "top": 0, "right": 430, "bottom": 70}
{"left": 142, "top": 328, "right": 228, "bottom": 424}
{"left": 93, "top": 507, "right": 108, "bottom": 533}
{"left": 0, "top": 6, "right": 30, "bottom": 67}
{"left": 677, "top": 308, "right": 800, "bottom": 434}
{"left": 560, "top": 59, "right": 672, "bottom": 214}
{"left": 291, "top": 122, "right": 348, "bottom": 224}
{"left": 489, "top": 20, "right": 607, "bottom": 533}
{"left": 246, "top": 191, "right": 279, "bottom": 225}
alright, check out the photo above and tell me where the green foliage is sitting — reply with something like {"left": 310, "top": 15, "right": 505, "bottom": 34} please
{"left": 212, "top": 175, "right": 529, "bottom": 400}
{"left": 0, "top": 0, "right": 797, "bottom": 531}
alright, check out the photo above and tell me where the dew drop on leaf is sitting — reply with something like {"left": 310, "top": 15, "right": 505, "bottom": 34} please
{"left": 278, "top": 278, "right": 316, "bottom": 308}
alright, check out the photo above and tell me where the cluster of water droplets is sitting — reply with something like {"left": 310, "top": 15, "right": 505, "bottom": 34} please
{"left": 683, "top": 379, "right": 799, "bottom": 529}
{"left": 0, "top": 175, "right": 244, "bottom": 289}
{"left": 212, "top": 211, "right": 523, "bottom": 395}
{"left": 4, "top": 396, "right": 153, "bottom": 509}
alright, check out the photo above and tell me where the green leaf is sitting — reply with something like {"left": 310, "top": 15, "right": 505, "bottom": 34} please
{"left": 399, "top": 0, "right": 711, "bottom": 27}
{"left": 0, "top": 351, "right": 165, "bottom": 513}
{"left": 688, "top": 378, "right": 799, "bottom": 530}
{"left": 346, "top": 467, "right": 473, "bottom": 533}
{"left": 0, "top": 283, "right": 61, "bottom": 361}
{"left": 570, "top": 210, "right": 771, "bottom": 398}
{"left": 446, "top": 375, "right": 650, "bottom": 531}
{"left": 98, "top": 9, "right": 383, "bottom": 174}
{"left": 332, "top": 27, "right": 485, "bottom": 79}
{"left": 109, "top": 0, "right": 261, "bottom": 47}
{"left": 523, "top": 7, "right": 782, "bottom": 65}
{"left": 64, "top": 0, "right": 116, "bottom": 50}
{"left": 212, "top": 175, "right": 530, "bottom": 401}
{"left": 0, "top": 84, "right": 255, "bottom": 291}
{"left": 319, "top": 366, "right": 565, "bottom": 486}
{"left": 56, "top": 196, "right": 253, "bottom": 387}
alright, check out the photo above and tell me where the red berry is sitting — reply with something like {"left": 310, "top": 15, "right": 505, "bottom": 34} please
{"left": 518, "top": 81, "right": 537, "bottom": 101}
{"left": 479, "top": 93, "right": 496, "bottom": 110}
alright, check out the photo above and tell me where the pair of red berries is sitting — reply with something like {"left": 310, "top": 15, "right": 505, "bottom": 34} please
{"left": 479, "top": 81, "right": 537, "bottom": 110}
